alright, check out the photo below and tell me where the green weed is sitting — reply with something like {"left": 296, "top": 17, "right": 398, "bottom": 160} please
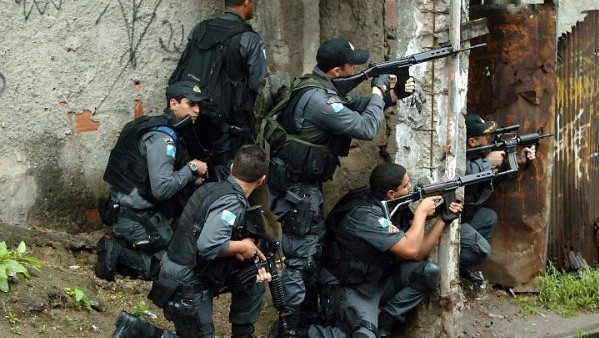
{"left": 63, "top": 287, "right": 92, "bottom": 311}
{"left": 0, "top": 241, "right": 43, "bottom": 292}
{"left": 515, "top": 263, "right": 599, "bottom": 317}
{"left": 132, "top": 302, "right": 149, "bottom": 317}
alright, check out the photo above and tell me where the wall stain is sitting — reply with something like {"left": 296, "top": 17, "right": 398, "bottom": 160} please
{"left": 14, "top": 0, "right": 63, "bottom": 20}
{"left": 159, "top": 19, "right": 186, "bottom": 62}
{"left": 94, "top": 0, "right": 164, "bottom": 113}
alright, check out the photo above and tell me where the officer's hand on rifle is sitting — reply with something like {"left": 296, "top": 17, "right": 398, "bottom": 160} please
{"left": 371, "top": 74, "right": 392, "bottom": 97}
{"left": 235, "top": 238, "right": 266, "bottom": 261}
{"left": 441, "top": 201, "right": 463, "bottom": 223}
{"left": 517, "top": 145, "right": 536, "bottom": 164}
{"left": 256, "top": 265, "right": 272, "bottom": 283}
{"left": 416, "top": 196, "right": 442, "bottom": 217}
{"left": 486, "top": 150, "right": 506, "bottom": 168}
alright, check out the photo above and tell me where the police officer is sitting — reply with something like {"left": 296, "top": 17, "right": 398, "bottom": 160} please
{"left": 309, "top": 162, "right": 462, "bottom": 338}
{"left": 110, "top": 145, "right": 271, "bottom": 338}
{"left": 268, "top": 37, "right": 415, "bottom": 336}
{"left": 461, "top": 114, "right": 536, "bottom": 284}
{"left": 95, "top": 81, "right": 209, "bottom": 282}
{"left": 170, "top": 0, "right": 268, "bottom": 180}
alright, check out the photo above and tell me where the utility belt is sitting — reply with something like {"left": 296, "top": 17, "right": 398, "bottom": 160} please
{"left": 281, "top": 189, "right": 323, "bottom": 237}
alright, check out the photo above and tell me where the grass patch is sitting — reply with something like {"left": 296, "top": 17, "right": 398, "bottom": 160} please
{"left": 514, "top": 263, "right": 599, "bottom": 317}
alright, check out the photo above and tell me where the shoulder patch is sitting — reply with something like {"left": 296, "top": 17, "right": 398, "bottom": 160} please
{"left": 166, "top": 143, "right": 176, "bottom": 158}
{"left": 221, "top": 210, "right": 237, "bottom": 226}
{"left": 378, "top": 217, "right": 391, "bottom": 228}
{"left": 330, "top": 102, "right": 344, "bottom": 113}
{"left": 262, "top": 48, "right": 267, "bottom": 60}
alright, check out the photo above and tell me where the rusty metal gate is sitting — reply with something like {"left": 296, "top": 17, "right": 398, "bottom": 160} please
{"left": 549, "top": 10, "right": 599, "bottom": 270}
{"left": 468, "top": 4, "right": 556, "bottom": 288}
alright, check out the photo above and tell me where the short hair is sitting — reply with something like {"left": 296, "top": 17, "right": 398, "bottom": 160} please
{"left": 231, "top": 145, "right": 269, "bottom": 183}
{"left": 369, "top": 162, "right": 407, "bottom": 199}
{"left": 225, "top": 0, "right": 245, "bottom": 7}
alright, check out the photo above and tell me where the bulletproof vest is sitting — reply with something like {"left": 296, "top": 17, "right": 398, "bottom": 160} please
{"left": 275, "top": 74, "right": 352, "bottom": 183}
{"left": 323, "top": 188, "right": 395, "bottom": 287}
{"left": 103, "top": 114, "right": 185, "bottom": 202}
{"left": 166, "top": 181, "right": 246, "bottom": 275}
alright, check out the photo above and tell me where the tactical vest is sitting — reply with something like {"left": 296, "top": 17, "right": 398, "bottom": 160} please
{"left": 166, "top": 181, "right": 246, "bottom": 286}
{"left": 275, "top": 74, "right": 352, "bottom": 183}
{"left": 103, "top": 114, "right": 185, "bottom": 203}
{"left": 323, "top": 188, "right": 396, "bottom": 289}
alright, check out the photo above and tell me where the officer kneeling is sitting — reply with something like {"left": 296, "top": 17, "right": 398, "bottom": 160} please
{"left": 110, "top": 145, "right": 272, "bottom": 338}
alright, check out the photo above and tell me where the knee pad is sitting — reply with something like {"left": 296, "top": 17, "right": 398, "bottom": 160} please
{"left": 421, "top": 262, "right": 441, "bottom": 291}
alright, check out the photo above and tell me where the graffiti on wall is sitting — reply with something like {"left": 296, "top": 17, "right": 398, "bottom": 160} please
{"left": 0, "top": 72, "right": 5, "bottom": 97}
{"left": 159, "top": 20, "right": 186, "bottom": 62}
{"left": 14, "top": 0, "right": 63, "bottom": 20}
{"left": 94, "top": 0, "right": 164, "bottom": 111}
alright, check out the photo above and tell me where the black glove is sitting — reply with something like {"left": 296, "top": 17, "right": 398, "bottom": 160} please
{"left": 371, "top": 74, "right": 391, "bottom": 92}
{"left": 441, "top": 211, "right": 460, "bottom": 223}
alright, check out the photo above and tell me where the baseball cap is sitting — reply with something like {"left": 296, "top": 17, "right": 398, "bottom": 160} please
{"left": 166, "top": 81, "right": 207, "bottom": 103}
{"left": 465, "top": 114, "right": 497, "bottom": 138}
{"left": 316, "top": 38, "right": 369, "bottom": 72}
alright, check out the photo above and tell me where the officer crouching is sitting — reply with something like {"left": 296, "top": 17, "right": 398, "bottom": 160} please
{"left": 95, "top": 81, "right": 209, "bottom": 282}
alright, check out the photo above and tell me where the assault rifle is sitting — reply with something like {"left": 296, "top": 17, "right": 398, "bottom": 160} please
{"left": 467, "top": 129, "right": 553, "bottom": 171}
{"left": 381, "top": 170, "right": 497, "bottom": 219}
{"left": 172, "top": 115, "right": 217, "bottom": 181}
{"left": 491, "top": 124, "right": 520, "bottom": 141}
{"left": 244, "top": 206, "right": 293, "bottom": 337}
{"left": 331, "top": 43, "right": 486, "bottom": 97}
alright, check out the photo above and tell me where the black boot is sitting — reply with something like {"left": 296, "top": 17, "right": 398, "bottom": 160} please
{"left": 378, "top": 310, "right": 396, "bottom": 338}
{"left": 111, "top": 311, "right": 163, "bottom": 338}
{"left": 232, "top": 323, "right": 255, "bottom": 338}
{"left": 459, "top": 267, "right": 484, "bottom": 286}
{"left": 95, "top": 236, "right": 123, "bottom": 281}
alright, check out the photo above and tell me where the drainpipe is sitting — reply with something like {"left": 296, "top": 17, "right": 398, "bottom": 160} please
{"left": 438, "top": 0, "right": 463, "bottom": 336}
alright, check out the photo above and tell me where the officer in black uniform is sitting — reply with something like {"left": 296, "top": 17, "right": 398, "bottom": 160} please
{"left": 310, "top": 162, "right": 462, "bottom": 338}
{"left": 110, "top": 145, "right": 272, "bottom": 338}
{"left": 268, "top": 38, "right": 415, "bottom": 336}
{"left": 95, "top": 81, "right": 209, "bottom": 282}
{"left": 170, "top": 0, "right": 267, "bottom": 180}
{"left": 460, "top": 114, "right": 536, "bottom": 284}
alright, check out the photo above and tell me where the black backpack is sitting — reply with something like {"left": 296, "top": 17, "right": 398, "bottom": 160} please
{"left": 169, "top": 18, "right": 253, "bottom": 133}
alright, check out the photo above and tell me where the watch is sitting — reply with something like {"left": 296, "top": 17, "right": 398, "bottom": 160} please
{"left": 187, "top": 162, "right": 198, "bottom": 174}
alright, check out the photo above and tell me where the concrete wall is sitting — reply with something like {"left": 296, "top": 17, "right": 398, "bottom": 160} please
{"left": 0, "top": 1, "right": 385, "bottom": 231}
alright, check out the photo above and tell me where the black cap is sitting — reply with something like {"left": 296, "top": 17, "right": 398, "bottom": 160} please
{"left": 316, "top": 38, "right": 369, "bottom": 72}
{"left": 465, "top": 114, "right": 497, "bottom": 138}
{"left": 166, "top": 81, "right": 207, "bottom": 103}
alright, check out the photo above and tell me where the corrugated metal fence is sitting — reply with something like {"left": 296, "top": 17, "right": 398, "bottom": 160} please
{"left": 549, "top": 10, "right": 599, "bottom": 269}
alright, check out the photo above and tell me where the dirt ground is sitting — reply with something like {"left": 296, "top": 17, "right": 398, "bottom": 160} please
{"left": 0, "top": 225, "right": 597, "bottom": 338}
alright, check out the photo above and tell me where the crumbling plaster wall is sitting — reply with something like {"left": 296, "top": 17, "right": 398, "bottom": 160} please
{"left": 0, "top": 0, "right": 385, "bottom": 231}
{"left": 0, "top": 0, "right": 316, "bottom": 231}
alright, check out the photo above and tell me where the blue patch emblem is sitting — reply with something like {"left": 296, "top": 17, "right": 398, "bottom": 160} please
{"left": 221, "top": 210, "right": 237, "bottom": 225}
{"left": 166, "top": 144, "right": 176, "bottom": 158}
{"left": 378, "top": 217, "right": 391, "bottom": 228}
{"left": 331, "top": 102, "right": 344, "bottom": 113}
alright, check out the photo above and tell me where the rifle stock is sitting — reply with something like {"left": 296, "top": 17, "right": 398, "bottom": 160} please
{"left": 331, "top": 43, "right": 486, "bottom": 96}
{"left": 381, "top": 170, "right": 497, "bottom": 219}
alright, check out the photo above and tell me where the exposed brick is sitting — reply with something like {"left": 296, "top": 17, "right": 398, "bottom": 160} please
{"left": 86, "top": 208, "right": 100, "bottom": 224}
{"left": 385, "top": 0, "right": 398, "bottom": 30}
{"left": 67, "top": 110, "right": 100, "bottom": 133}
{"left": 134, "top": 100, "right": 144, "bottom": 118}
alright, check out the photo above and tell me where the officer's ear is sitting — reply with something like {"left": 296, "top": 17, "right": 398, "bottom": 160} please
{"left": 467, "top": 137, "right": 477, "bottom": 148}
{"left": 256, "top": 175, "right": 266, "bottom": 186}
{"left": 384, "top": 189, "right": 396, "bottom": 200}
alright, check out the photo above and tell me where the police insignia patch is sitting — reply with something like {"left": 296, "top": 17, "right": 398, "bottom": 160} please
{"left": 166, "top": 144, "right": 176, "bottom": 158}
{"left": 221, "top": 210, "right": 237, "bottom": 225}
{"left": 330, "top": 102, "right": 344, "bottom": 113}
{"left": 378, "top": 217, "right": 391, "bottom": 228}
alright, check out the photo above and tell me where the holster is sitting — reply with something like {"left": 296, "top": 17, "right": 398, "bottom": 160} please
{"left": 98, "top": 197, "right": 119, "bottom": 226}
{"left": 148, "top": 276, "right": 180, "bottom": 308}
{"left": 283, "top": 190, "right": 315, "bottom": 236}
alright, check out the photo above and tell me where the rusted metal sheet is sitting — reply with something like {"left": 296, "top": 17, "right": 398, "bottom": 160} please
{"left": 468, "top": 4, "right": 556, "bottom": 289}
{"left": 549, "top": 10, "right": 599, "bottom": 271}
